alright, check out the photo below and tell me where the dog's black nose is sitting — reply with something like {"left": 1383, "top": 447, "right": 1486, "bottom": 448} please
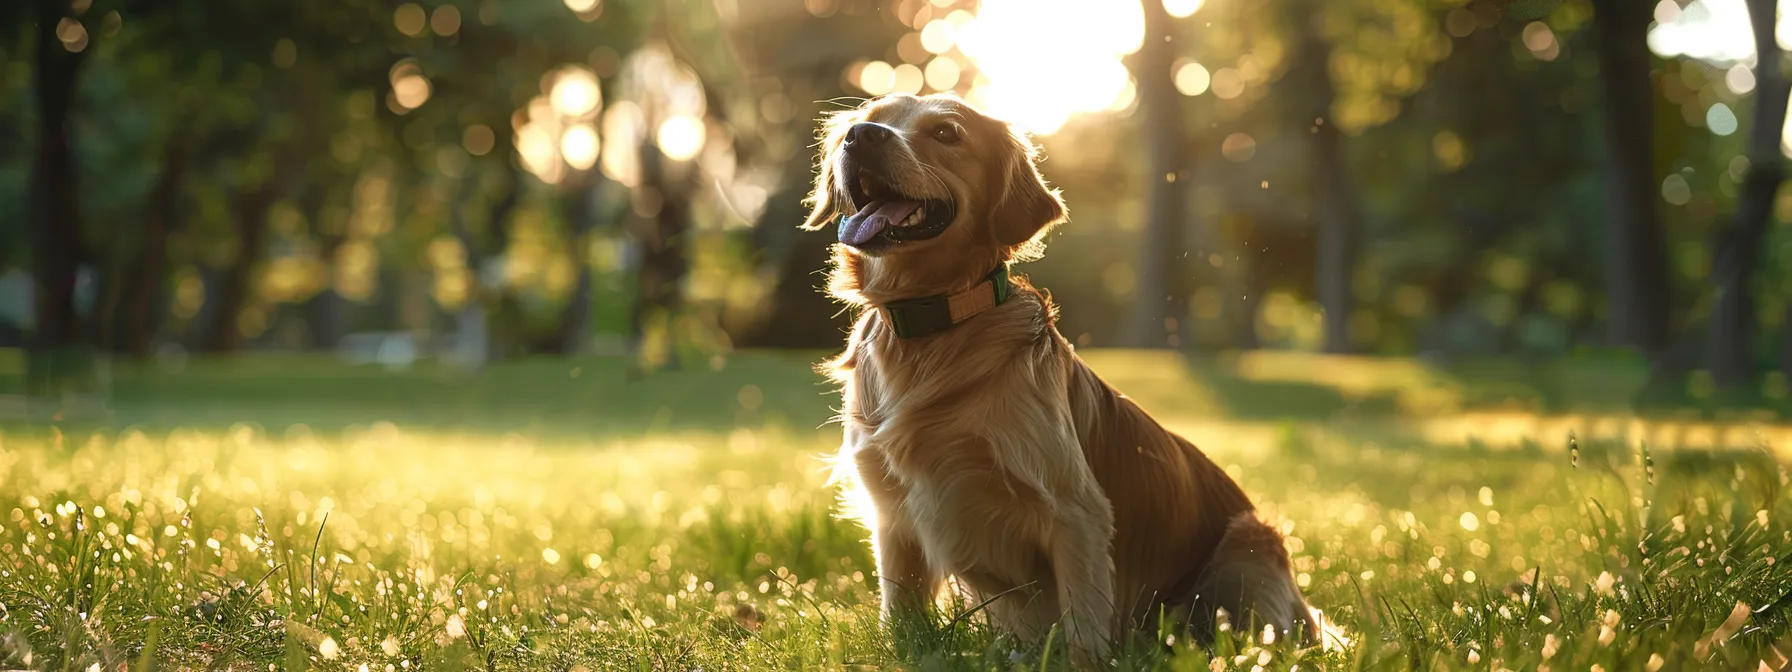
{"left": 845, "top": 123, "right": 893, "bottom": 151}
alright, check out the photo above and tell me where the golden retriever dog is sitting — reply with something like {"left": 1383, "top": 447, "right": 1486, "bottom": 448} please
{"left": 804, "top": 93, "right": 1316, "bottom": 665}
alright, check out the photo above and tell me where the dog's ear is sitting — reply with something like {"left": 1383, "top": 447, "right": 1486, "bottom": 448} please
{"left": 989, "top": 128, "right": 1067, "bottom": 252}
{"left": 800, "top": 111, "right": 855, "bottom": 231}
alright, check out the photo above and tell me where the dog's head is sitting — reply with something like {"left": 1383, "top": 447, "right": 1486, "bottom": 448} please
{"left": 801, "top": 94, "right": 1066, "bottom": 303}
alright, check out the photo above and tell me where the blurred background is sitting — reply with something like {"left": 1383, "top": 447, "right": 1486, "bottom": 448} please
{"left": 4, "top": 0, "right": 1792, "bottom": 421}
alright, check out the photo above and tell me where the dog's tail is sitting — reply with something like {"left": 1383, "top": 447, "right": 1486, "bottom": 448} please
{"left": 1186, "top": 513, "right": 1320, "bottom": 646}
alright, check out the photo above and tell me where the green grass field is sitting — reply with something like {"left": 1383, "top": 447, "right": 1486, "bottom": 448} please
{"left": 2, "top": 351, "right": 1791, "bottom": 670}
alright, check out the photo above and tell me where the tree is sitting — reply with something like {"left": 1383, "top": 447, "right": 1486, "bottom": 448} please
{"left": 1706, "top": 0, "right": 1789, "bottom": 388}
{"left": 1123, "top": 0, "right": 1191, "bottom": 349}
{"left": 1591, "top": 0, "right": 1673, "bottom": 357}
{"left": 27, "top": 0, "right": 92, "bottom": 390}
{"left": 1298, "top": 9, "right": 1363, "bottom": 354}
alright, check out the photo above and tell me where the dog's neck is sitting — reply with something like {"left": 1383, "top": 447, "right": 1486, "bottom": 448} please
{"left": 830, "top": 249, "right": 1018, "bottom": 339}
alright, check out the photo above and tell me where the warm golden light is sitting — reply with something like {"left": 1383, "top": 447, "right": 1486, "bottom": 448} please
{"left": 601, "top": 101, "right": 643, "bottom": 185}
{"left": 924, "top": 57, "right": 961, "bottom": 91}
{"left": 919, "top": 19, "right": 956, "bottom": 54}
{"left": 958, "top": 0, "right": 1142, "bottom": 134}
{"left": 393, "top": 3, "right": 427, "bottom": 37}
{"left": 656, "top": 115, "right": 705, "bottom": 162}
{"left": 517, "top": 122, "right": 562, "bottom": 184}
{"left": 56, "top": 17, "right": 88, "bottom": 52}
{"left": 857, "top": 61, "right": 896, "bottom": 95}
{"left": 561, "top": 123, "right": 600, "bottom": 170}
{"left": 463, "top": 124, "right": 495, "bottom": 156}
{"left": 563, "top": 0, "right": 599, "bottom": 13}
{"left": 390, "top": 62, "right": 432, "bottom": 111}
{"left": 1163, "top": 0, "right": 1204, "bottom": 18}
{"left": 430, "top": 5, "right": 461, "bottom": 36}
{"left": 891, "top": 63, "right": 925, "bottom": 95}
{"left": 550, "top": 67, "right": 602, "bottom": 118}
{"left": 1173, "top": 60, "right": 1210, "bottom": 96}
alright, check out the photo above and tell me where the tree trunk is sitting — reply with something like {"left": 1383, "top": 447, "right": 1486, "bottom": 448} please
{"left": 629, "top": 141, "right": 692, "bottom": 365}
{"left": 1297, "top": 18, "right": 1362, "bottom": 354}
{"left": 452, "top": 154, "right": 523, "bottom": 366}
{"left": 28, "top": 0, "right": 87, "bottom": 355}
{"left": 1782, "top": 304, "right": 1792, "bottom": 381}
{"left": 118, "top": 130, "right": 189, "bottom": 359}
{"left": 1123, "top": 0, "right": 1190, "bottom": 348}
{"left": 1592, "top": 0, "right": 1674, "bottom": 357}
{"left": 1707, "top": 0, "right": 1789, "bottom": 388}
{"left": 554, "top": 177, "right": 604, "bottom": 355}
{"left": 201, "top": 182, "right": 278, "bottom": 353}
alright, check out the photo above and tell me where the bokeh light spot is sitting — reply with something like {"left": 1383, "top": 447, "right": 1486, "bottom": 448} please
{"left": 1163, "top": 0, "right": 1204, "bottom": 18}
{"left": 924, "top": 57, "right": 961, "bottom": 91}
{"left": 550, "top": 67, "right": 602, "bottom": 118}
{"left": 431, "top": 5, "right": 462, "bottom": 36}
{"left": 1173, "top": 60, "right": 1210, "bottom": 96}
{"left": 1210, "top": 68, "right": 1244, "bottom": 99}
{"left": 920, "top": 19, "right": 957, "bottom": 54}
{"left": 1661, "top": 173, "right": 1692, "bottom": 205}
{"left": 561, "top": 123, "right": 600, "bottom": 170}
{"left": 56, "top": 18, "right": 88, "bottom": 52}
{"left": 1221, "top": 133, "right": 1256, "bottom": 162}
{"left": 656, "top": 116, "right": 706, "bottom": 162}
{"left": 1725, "top": 63, "right": 1756, "bottom": 94}
{"left": 891, "top": 63, "right": 925, "bottom": 94}
{"left": 394, "top": 4, "right": 427, "bottom": 37}
{"left": 857, "top": 61, "right": 895, "bottom": 95}
{"left": 1706, "top": 102, "right": 1739, "bottom": 136}
{"left": 463, "top": 124, "right": 495, "bottom": 156}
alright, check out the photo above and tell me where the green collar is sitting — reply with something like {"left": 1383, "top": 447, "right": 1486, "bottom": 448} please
{"left": 879, "top": 265, "right": 1013, "bottom": 339}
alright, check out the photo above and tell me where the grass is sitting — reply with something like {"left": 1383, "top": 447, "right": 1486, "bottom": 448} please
{"left": 2, "top": 351, "right": 1791, "bottom": 670}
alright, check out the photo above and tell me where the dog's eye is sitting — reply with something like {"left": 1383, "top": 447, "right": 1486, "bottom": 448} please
{"left": 932, "top": 124, "right": 962, "bottom": 145}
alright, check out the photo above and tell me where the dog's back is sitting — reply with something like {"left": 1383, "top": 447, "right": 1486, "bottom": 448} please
{"left": 1062, "top": 344, "right": 1316, "bottom": 644}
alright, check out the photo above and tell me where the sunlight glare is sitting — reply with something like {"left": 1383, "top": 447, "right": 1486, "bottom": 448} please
{"left": 958, "top": 0, "right": 1143, "bottom": 134}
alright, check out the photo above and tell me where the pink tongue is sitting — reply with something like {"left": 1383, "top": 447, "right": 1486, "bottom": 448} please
{"left": 839, "top": 199, "right": 922, "bottom": 246}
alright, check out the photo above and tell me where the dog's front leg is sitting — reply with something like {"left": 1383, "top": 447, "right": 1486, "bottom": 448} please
{"left": 854, "top": 446, "right": 940, "bottom": 626}
{"left": 1050, "top": 488, "right": 1117, "bottom": 666}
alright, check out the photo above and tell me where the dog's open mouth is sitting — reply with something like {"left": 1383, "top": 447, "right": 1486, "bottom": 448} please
{"left": 839, "top": 169, "right": 954, "bottom": 249}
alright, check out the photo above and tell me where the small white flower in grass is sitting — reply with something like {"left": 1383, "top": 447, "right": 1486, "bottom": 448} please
{"left": 359, "top": 665, "right": 369, "bottom": 672}
{"left": 1257, "top": 649, "right": 1271, "bottom": 666}
{"left": 318, "top": 637, "right": 339, "bottom": 660}
{"left": 1602, "top": 609, "right": 1621, "bottom": 628}
{"left": 1541, "top": 633, "right": 1560, "bottom": 659}
{"left": 1598, "top": 625, "right": 1616, "bottom": 647}
{"left": 1645, "top": 653, "right": 1665, "bottom": 671}
{"left": 1591, "top": 665, "right": 1604, "bottom": 672}
{"left": 1594, "top": 571, "right": 1615, "bottom": 595}
{"left": 381, "top": 635, "right": 400, "bottom": 657}
{"left": 1467, "top": 648, "right": 1480, "bottom": 664}
{"left": 1261, "top": 623, "right": 1276, "bottom": 645}
{"left": 1208, "top": 658, "right": 1225, "bottom": 672}
{"left": 446, "top": 614, "right": 466, "bottom": 639}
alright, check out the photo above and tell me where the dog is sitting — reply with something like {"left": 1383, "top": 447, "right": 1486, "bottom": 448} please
{"left": 805, "top": 93, "right": 1317, "bottom": 665}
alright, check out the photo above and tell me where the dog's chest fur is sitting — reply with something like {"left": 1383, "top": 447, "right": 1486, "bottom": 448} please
{"left": 835, "top": 299, "right": 1099, "bottom": 587}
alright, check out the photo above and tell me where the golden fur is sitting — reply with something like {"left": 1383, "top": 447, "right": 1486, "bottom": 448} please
{"left": 805, "top": 94, "right": 1315, "bottom": 664}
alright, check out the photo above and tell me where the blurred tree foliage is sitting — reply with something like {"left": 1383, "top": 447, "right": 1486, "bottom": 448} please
{"left": 1, "top": 0, "right": 1789, "bottom": 404}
